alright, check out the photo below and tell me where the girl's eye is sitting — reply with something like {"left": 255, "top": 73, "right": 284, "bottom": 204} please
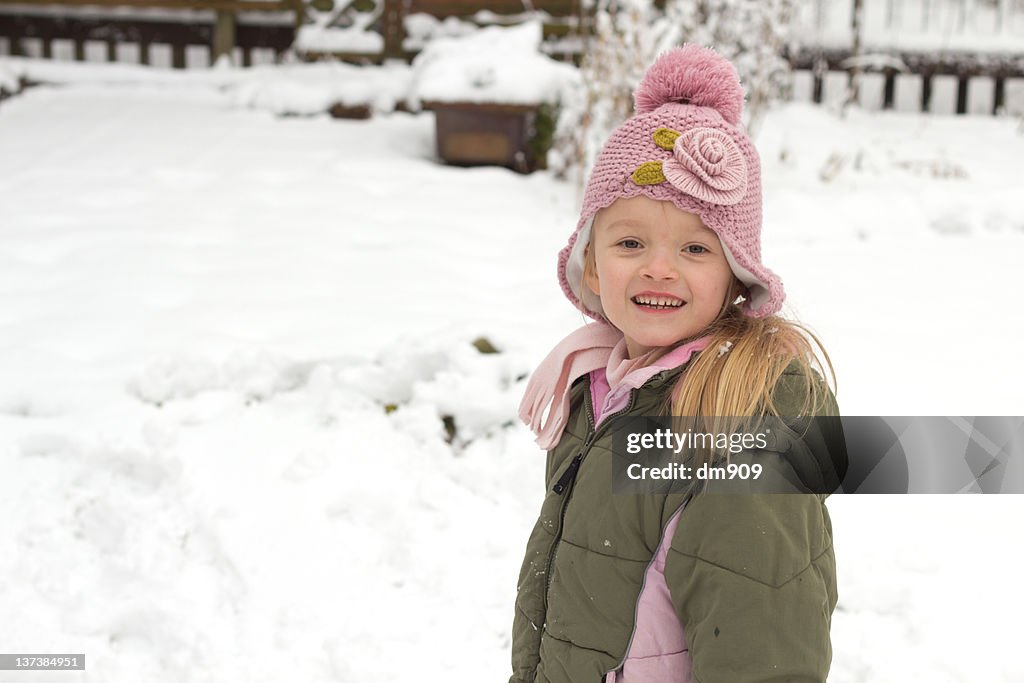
{"left": 685, "top": 245, "right": 709, "bottom": 254}
{"left": 618, "top": 239, "right": 642, "bottom": 249}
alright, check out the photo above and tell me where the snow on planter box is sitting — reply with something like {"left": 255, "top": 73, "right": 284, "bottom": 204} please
{"left": 407, "top": 19, "right": 579, "bottom": 173}
{"left": 0, "top": 58, "right": 28, "bottom": 103}
{"left": 227, "top": 60, "right": 414, "bottom": 118}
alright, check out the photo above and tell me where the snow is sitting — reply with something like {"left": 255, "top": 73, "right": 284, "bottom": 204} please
{"left": 226, "top": 61, "right": 411, "bottom": 116}
{"left": 793, "top": 0, "right": 1024, "bottom": 53}
{"left": 294, "top": 3, "right": 384, "bottom": 55}
{"left": 407, "top": 20, "right": 581, "bottom": 107}
{"left": 0, "top": 60, "right": 18, "bottom": 92}
{"left": 2, "top": 57, "right": 414, "bottom": 115}
{"left": 294, "top": 26, "right": 384, "bottom": 54}
{"left": 1, "top": 55, "right": 1023, "bottom": 682}
{"left": 403, "top": 12, "right": 480, "bottom": 50}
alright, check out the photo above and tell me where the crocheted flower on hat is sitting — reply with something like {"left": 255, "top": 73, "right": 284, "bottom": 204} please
{"left": 631, "top": 126, "right": 748, "bottom": 206}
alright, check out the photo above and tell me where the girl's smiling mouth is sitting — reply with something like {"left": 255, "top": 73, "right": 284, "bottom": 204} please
{"left": 631, "top": 292, "right": 686, "bottom": 310}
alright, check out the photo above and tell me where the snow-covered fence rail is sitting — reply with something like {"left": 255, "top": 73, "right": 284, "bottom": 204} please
{"left": 787, "top": 46, "right": 1024, "bottom": 115}
{"left": 793, "top": 0, "right": 1024, "bottom": 51}
{"left": 786, "top": 0, "right": 1024, "bottom": 114}
{"left": 0, "top": 0, "right": 302, "bottom": 67}
{"left": 391, "top": 0, "right": 586, "bottom": 61}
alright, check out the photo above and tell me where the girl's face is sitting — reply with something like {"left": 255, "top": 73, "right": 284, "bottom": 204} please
{"left": 585, "top": 196, "right": 734, "bottom": 358}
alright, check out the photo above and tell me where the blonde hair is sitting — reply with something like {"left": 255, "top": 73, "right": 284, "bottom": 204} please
{"left": 668, "top": 278, "right": 835, "bottom": 414}
{"left": 582, "top": 243, "right": 836, "bottom": 462}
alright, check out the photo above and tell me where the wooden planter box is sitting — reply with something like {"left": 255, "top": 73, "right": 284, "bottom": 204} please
{"left": 421, "top": 100, "right": 548, "bottom": 174}
{"left": 328, "top": 102, "right": 373, "bottom": 119}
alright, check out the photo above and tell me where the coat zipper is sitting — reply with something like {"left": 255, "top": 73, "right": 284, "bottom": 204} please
{"left": 542, "top": 383, "right": 638, "bottom": 613}
{"left": 552, "top": 453, "right": 583, "bottom": 494}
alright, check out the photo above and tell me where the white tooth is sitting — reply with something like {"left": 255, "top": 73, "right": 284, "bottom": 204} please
{"left": 636, "top": 295, "right": 684, "bottom": 306}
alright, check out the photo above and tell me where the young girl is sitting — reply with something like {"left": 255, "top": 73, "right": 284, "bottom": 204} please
{"left": 510, "top": 46, "right": 841, "bottom": 683}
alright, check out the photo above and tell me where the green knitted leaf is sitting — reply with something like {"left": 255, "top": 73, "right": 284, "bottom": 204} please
{"left": 631, "top": 161, "right": 666, "bottom": 185}
{"left": 652, "top": 128, "right": 680, "bottom": 150}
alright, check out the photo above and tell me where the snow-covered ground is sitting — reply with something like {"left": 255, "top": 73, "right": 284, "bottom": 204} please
{"left": 1, "top": 59, "right": 1023, "bottom": 682}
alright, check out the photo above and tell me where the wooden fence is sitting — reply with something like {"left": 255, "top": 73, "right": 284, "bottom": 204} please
{"left": 788, "top": 46, "right": 1024, "bottom": 115}
{"left": 1, "top": 0, "right": 1022, "bottom": 114}
{"left": 0, "top": 0, "right": 302, "bottom": 66}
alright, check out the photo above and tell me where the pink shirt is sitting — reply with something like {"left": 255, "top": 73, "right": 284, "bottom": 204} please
{"left": 590, "top": 336, "right": 712, "bottom": 427}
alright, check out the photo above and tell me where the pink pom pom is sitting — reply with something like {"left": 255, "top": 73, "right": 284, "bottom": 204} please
{"left": 633, "top": 45, "right": 745, "bottom": 125}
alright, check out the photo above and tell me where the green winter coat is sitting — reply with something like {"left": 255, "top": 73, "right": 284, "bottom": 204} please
{"left": 509, "top": 362, "right": 842, "bottom": 683}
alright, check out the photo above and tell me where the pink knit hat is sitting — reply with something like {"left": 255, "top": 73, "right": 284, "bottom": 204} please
{"left": 559, "top": 45, "right": 784, "bottom": 319}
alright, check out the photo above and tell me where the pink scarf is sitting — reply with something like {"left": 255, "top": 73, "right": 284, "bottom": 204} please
{"left": 519, "top": 322, "right": 710, "bottom": 450}
{"left": 519, "top": 322, "right": 622, "bottom": 450}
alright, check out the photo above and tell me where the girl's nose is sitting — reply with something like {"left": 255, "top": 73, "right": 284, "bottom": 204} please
{"left": 641, "top": 248, "right": 679, "bottom": 280}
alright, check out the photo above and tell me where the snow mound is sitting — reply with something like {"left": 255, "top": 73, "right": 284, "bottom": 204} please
{"left": 333, "top": 333, "right": 529, "bottom": 447}
{"left": 403, "top": 12, "right": 479, "bottom": 50}
{"left": 128, "top": 349, "right": 308, "bottom": 406}
{"left": 227, "top": 62, "right": 414, "bottom": 116}
{"left": 408, "top": 19, "right": 580, "bottom": 108}
{"left": 3, "top": 330, "right": 540, "bottom": 679}
{"left": 126, "top": 334, "right": 528, "bottom": 449}
{"left": 0, "top": 60, "right": 21, "bottom": 94}
{"left": 0, "top": 57, "right": 414, "bottom": 116}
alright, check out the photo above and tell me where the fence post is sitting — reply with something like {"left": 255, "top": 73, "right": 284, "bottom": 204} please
{"left": 883, "top": 70, "right": 896, "bottom": 109}
{"left": 213, "top": 10, "right": 236, "bottom": 64}
{"left": 845, "top": 0, "right": 864, "bottom": 108}
{"left": 956, "top": 74, "right": 969, "bottom": 114}
{"left": 812, "top": 56, "right": 825, "bottom": 104}
{"left": 382, "top": 0, "right": 406, "bottom": 61}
